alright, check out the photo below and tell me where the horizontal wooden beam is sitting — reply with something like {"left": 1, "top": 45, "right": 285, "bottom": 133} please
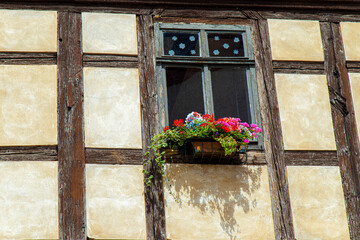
{"left": 83, "top": 54, "right": 138, "bottom": 68}
{"left": 0, "top": 52, "right": 57, "bottom": 65}
{"left": 0, "top": 146, "right": 58, "bottom": 161}
{"left": 85, "top": 148, "right": 143, "bottom": 164}
{"left": 272, "top": 60, "right": 325, "bottom": 74}
{"left": 346, "top": 61, "right": 360, "bottom": 72}
{"left": 285, "top": 150, "right": 338, "bottom": 166}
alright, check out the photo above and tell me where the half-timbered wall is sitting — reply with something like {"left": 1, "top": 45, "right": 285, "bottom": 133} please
{"left": 0, "top": 2, "right": 359, "bottom": 240}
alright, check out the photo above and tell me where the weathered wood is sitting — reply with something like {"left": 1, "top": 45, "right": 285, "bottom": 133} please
{"left": 321, "top": 21, "right": 360, "bottom": 239}
{"left": 252, "top": 18, "right": 295, "bottom": 240}
{"left": 272, "top": 60, "right": 324, "bottom": 74}
{"left": 57, "top": 11, "right": 86, "bottom": 240}
{"left": 346, "top": 61, "right": 360, "bottom": 72}
{"left": 85, "top": 148, "right": 143, "bottom": 165}
{"left": 155, "top": 16, "right": 251, "bottom": 25}
{"left": 0, "top": 52, "right": 57, "bottom": 64}
{"left": 137, "top": 15, "right": 166, "bottom": 240}
{"left": 260, "top": 11, "right": 360, "bottom": 22}
{"left": 0, "top": 146, "right": 57, "bottom": 161}
{"left": 83, "top": 54, "right": 138, "bottom": 67}
{"left": 285, "top": 151, "right": 338, "bottom": 166}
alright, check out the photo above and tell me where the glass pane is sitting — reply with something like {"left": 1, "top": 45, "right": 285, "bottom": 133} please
{"left": 163, "top": 32, "right": 200, "bottom": 56}
{"left": 207, "top": 33, "right": 245, "bottom": 57}
{"left": 211, "top": 67, "right": 250, "bottom": 122}
{"left": 166, "top": 67, "right": 204, "bottom": 124}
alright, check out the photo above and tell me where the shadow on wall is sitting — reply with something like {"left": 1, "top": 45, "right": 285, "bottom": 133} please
{"left": 165, "top": 164, "right": 262, "bottom": 239}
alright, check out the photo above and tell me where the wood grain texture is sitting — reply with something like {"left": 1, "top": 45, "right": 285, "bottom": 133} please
{"left": 83, "top": 54, "right": 138, "bottom": 68}
{"left": 272, "top": 61, "right": 325, "bottom": 74}
{"left": 252, "top": 17, "right": 295, "bottom": 240}
{"left": 85, "top": 148, "right": 142, "bottom": 164}
{"left": 321, "top": 21, "right": 360, "bottom": 239}
{"left": 0, "top": 52, "right": 57, "bottom": 64}
{"left": 137, "top": 15, "right": 166, "bottom": 240}
{"left": 285, "top": 151, "right": 338, "bottom": 166}
{"left": 0, "top": 146, "right": 57, "bottom": 161}
{"left": 57, "top": 11, "right": 86, "bottom": 240}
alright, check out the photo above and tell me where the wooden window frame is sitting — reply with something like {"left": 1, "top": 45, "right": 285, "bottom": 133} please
{"left": 154, "top": 22, "right": 263, "bottom": 149}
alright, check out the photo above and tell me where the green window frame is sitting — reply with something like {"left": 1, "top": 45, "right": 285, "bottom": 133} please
{"left": 155, "top": 22, "right": 263, "bottom": 149}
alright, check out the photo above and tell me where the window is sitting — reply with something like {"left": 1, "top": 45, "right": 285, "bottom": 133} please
{"left": 155, "top": 22, "right": 262, "bottom": 149}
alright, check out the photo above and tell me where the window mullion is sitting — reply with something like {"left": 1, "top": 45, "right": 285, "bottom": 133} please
{"left": 158, "top": 64, "right": 169, "bottom": 127}
{"left": 203, "top": 65, "right": 214, "bottom": 115}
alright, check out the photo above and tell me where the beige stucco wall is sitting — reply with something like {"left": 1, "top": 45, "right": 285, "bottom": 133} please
{"left": 287, "top": 166, "right": 350, "bottom": 240}
{"left": 275, "top": 73, "right": 336, "bottom": 150}
{"left": 82, "top": 12, "right": 138, "bottom": 55}
{"left": 340, "top": 22, "right": 360, "bottom": 61}
{"left": 348, "top": 73, "right": 360, "bottom": 141}
{"left": 0, "top": 65, "right": 58, "bottom": 146}
{"left": 0, "top": 161, "right": 58, "bottom": 239}
{"left": 165, "top": 164, "right": 275, "bottom": 240}
{"left": 0, "top": 9, "right": 57, "bottom": 52}
{"left": 268, "top": 19, "right": 324, "bottom": 61}
{"left": 86, "top": 164, "right": 146, "bottom": 239}
{"left": 84, "top": 67, "right": 142, "bottom": 148}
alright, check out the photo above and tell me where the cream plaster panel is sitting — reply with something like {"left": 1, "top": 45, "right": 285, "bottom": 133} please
{"left": 340, "top": 22, "right": 360, "bottom": 61}
{"left": 349, "top": 73, "right": 360, "bottom": 140}
{"left": 275, "top": 74, "right": 336, "bottom": 150}
{"left": 86, "top": 164, "right": 146, "bottom": 239}
{"left": 0, "top": 65, "right": 58, "bottom": 146}
{"left": 268, "top": 19, "right": 324, "bottom": 61}
{"left": 287, "top": 166, "right": 350, "bottom": 240}
{"left": 165, "top": 164, "right": 275, "bottom": 240}
{"left": 84, "top": 67, "right": 142, "bottom": 148}
{"left": 0, "top": 161, "right": 58, "bottom": 239}
{"left": 82, "top": 12, "right": 137, "bottom": 55}
{"left": 0, "top": 9, "right": 57, "bottom": 52}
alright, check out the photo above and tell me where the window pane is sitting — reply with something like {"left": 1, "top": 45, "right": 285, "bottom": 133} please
{"left": 211, "top": 67, "right": 250, "bottom": 122}
{"left": 163, "top": 32, "right": 200, "bottom": 56}
{"left": 166, "top": 67, "right": 204, "bottom": 124}
{"left": 208, "top": 33, "right": 245, "bottom": 57}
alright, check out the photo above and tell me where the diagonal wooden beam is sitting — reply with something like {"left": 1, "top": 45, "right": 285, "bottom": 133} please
{"left": 58, "top": 11, "right": 86, "bottom": 240}
{"left": 320, "top": 21, "right": 360, "bottom": 239}
{"left": 251, "top": 17, "right": 295, "bottom": 240}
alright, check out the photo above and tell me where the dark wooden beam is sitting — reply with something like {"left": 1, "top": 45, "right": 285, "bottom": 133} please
{"left": 346, "top": 61, "right": 360, "bottom": 72}
{"left": 137, "top": 14, "right": 166, "bottom": 240}
{"left": 320, "top": 21, "right": 360, "bottom": 239}
{"left": 0, "top": 52, "right": 57, "bottom": 64}
{"left": 85, "top": 148, "right": 142, "bottom": 164}
{"left": 83, "top": 54, "right": 138, "bottom": 68}
{"left": 272, "top": 60, "right": 324, "bottom": 74}
{"left": 57, "top": 11, "right": 86, "bottom": 240}
{"left": 0, "top": 146, "right": 57, "bottom": 161}
{"left": 251, "top": 17, "right": 295, "bottom": 240}
{"left": 285, "top": 151, "right": 338, "bottom": 166}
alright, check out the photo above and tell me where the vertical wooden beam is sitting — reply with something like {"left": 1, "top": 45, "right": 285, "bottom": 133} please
{"left": 251, "top": 18, "right": 295, "bottom": 240}
{"left": 320, "top": 21, "right": 360, "bottom": 239}
{"left": 58, "top": 11, "right": 86, "bottom": 240}
{"left": 137, "top": 15, "right": 167, "bottom": 240}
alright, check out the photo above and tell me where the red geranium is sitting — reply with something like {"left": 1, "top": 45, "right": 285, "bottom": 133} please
{"left": 173, "top": 119, "right": 185, "bottom": 127}
{"left": 163, "top": 126, "right": 169, "bottom": 132}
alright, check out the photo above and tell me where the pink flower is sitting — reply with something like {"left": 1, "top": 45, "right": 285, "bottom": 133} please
{"left": 251, "top": 123, "right": 257, "bottom": 128}
{"left": 244, "top": 139, "right": 249, "bottom": 143}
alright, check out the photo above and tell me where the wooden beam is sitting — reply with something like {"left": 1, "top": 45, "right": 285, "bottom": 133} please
{"left": 251, "top": 17, "right": 295, "bottom": 240}
{"left": 0, "top": 52, "right": 57, "bottom": 65}
{"left": 272, "top": 60, "right": 324, "bottom": 74}
{"left": 0, "top": 146, "right": 57, "bottom": 161}
{"left": 320, "top": 21, "right": 360, "bottom": 239}
{"left": 285, "top": 151, "right": 338, "bottom": 166}
{"left": 137, "top": 14, "right": 166, "bottom": 240}
{"left": 57, "top": 11, "right": 86, "bottom": 240}
{"left": 83, "top": 54, "right": 138, "bottom": 68}
{"left": 85, "top": 148, "right": 143, "bottom": 165}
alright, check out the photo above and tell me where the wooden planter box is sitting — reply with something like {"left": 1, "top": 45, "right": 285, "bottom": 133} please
{"left": 165, "top": 139, "right": 247, "bottom": 165}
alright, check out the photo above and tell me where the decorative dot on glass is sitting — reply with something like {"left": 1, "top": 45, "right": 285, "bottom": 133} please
{"left": 213, "top": 49, "right": 220, "bottom": 55}
{"left": 189, "top": 36, "right": 196, "bottom": 41}
{"left": 233, "top": 49, "right": 239, "bottom": 55}
{"left": 172, "top": 36, "right": 178, "bottom": 41}
{"left": 223, "top": 43, "right": 230, "bottom": 49}
{"left": 179, "top": 43, "right": 186, "bottom": 49}
{"left": 190, "top": 50, "right": 196, "bottom": 55}
{"left": 234, "top": 37, "right": 240, "bottom": 43}
{"left": 214, "top": 36, "right": 220, "bottom": 41}
{"left": 168, "top": 50, "right": 175, "bottom": 56}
